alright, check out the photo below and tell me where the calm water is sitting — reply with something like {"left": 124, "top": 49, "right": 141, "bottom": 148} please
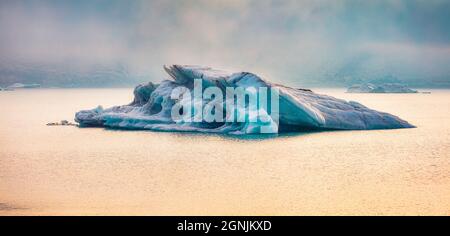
{"left": 0, "top": 88, "right": 449, "bottom": 215}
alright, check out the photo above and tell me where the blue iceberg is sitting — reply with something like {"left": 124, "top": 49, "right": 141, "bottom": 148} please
{"left": 75, "top": 65, "right": 414, "bottom": 134}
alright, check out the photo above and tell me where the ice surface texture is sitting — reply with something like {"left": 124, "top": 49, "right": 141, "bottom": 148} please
{"left": 75, "top": 65, "right": 414, "bottom": 134}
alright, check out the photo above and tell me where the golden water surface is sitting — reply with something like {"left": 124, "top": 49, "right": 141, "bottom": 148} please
{"left": 0, "top": 88, "right": 449, "bottom": 215}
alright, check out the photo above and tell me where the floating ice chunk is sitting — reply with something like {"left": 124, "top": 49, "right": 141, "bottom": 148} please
{"left": 75, "top": 65, "right": 414, "bottom": 134}
{"left": 347, "top": 83, "right": 418, "bottom": 93}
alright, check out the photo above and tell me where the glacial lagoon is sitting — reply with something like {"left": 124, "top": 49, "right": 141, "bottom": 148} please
{"left": 0, "top": 88, "right": 449, "bottom": 215}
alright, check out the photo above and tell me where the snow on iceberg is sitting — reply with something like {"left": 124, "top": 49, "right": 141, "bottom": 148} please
{"left": 75, "top": 65, "right": 414, "bottom": 134}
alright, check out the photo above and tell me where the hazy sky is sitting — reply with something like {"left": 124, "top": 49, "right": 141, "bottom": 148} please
{"left": 1, "top": 0, "right": 450, "bottom": 86}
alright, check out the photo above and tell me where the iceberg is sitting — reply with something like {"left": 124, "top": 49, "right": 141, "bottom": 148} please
{"left": 75, "top": 65, "right": 414, "bottom": 134}
{"left": 347, "top": 83, "right": 417, "bottom": 93}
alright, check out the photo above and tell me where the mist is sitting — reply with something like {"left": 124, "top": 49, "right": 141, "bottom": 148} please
{"left": 1, "top": 0, "right": 450, "bottom": 87}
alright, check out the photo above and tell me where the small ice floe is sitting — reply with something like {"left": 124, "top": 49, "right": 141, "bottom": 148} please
{"left": 0, "top": 87, "right": 14, "bottom": 91}
{"left": 8, "top": 83, "right": 41, "bottom": 89}
{"left": 347, "top": 83, "right": 418, "bottom": 93}
{"left": 46, "top": 120, "right": 77, "bottom": 126}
